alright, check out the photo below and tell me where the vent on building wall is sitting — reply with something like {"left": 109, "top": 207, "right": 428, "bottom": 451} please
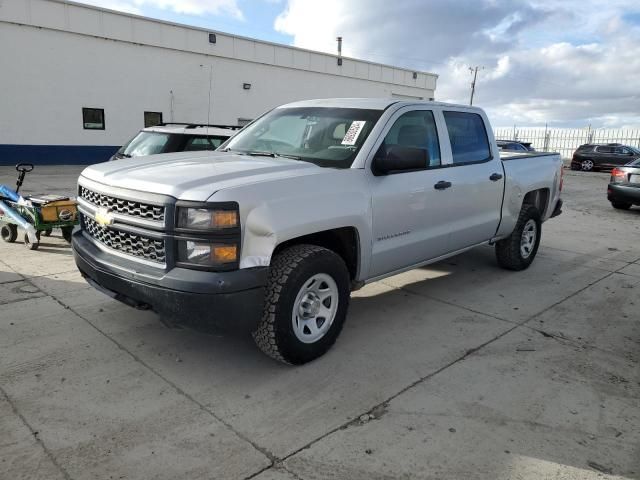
{"left": 209, "top": 33, "right": 217, "bottom": 44}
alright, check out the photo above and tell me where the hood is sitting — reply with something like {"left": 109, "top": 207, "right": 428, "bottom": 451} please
{"left": 80, "top": 151, "right": 326, "bottom": 201}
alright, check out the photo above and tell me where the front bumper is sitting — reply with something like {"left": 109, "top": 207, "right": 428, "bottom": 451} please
{"left": 607, "top": 183, "right": 640, "bottom": 205}
{"left": 72, "top": 230, "right": 267, "bottom": 333}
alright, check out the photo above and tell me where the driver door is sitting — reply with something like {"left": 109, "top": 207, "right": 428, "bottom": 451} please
{"left": 368, "top": 107, "right": 454, "bottom": 278}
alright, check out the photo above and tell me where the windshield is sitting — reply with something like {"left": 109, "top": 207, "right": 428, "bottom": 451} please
{"left": 118, "top": 132, "right": 171, "bottom": 157}
{"left": 222, "top": 107, "right": 383, "bottom": 168}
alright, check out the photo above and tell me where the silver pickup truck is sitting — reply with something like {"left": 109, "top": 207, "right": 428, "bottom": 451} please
{"left": 72, "top": 98, "right": 563, "bottom": 364}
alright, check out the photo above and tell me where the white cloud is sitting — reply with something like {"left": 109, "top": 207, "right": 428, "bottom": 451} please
{"left": 79, "top": 0, "right": 244, "bottom": 19}
{"left": 275, "top": 0, "right": 640, "bottom": 128}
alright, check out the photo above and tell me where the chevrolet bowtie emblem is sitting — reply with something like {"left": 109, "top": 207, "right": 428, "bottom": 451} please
{"left": 95, "top": 208, "right": 114, "bottom": 226}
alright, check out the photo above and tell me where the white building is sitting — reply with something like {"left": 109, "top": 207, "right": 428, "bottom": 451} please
{"left": 0, "top": 0, "right": 438, "bottom": 164}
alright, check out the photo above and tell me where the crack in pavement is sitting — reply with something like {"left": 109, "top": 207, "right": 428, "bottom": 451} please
{"left": 0, "top": 386, "right": 72, "bottom": 480}
{"left": 10, "top": 272, "right": 279, "bottom": 471}
{"left": 0, "top": 258, "right": 631, "bottom": 480}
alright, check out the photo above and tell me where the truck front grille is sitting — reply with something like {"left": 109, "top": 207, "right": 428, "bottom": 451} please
{"left": 82, "top": 216, "right": 166, "bottom": 264}
{"left": 79, "top": 186, "right": 165, "bottom": 222}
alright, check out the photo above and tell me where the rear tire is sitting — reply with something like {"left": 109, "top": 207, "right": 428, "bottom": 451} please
{"left": 611, "top": 201, "right": 632, "bottom": 210}
{"left": 1, "top": 224, "right": 18, "bottom": 243}
{"left": 24, "top": 232, "right": 40, "bottom": 250}
{"left": 495, "top": 205, "right": 542, "bottom": 271}
{"left": 61, "top": 226, "right": 73, "bottom": 243}
{"left": 253, "top": 244, "right": 350, "bottom": 365}
{"left": 581, "top": 159, "right": 594, "bottom": 171}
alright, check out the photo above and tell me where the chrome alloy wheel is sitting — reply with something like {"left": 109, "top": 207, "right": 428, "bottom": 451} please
{"left": 291, "top": 273, "right": 339, "bottom": 344}
{"left": 520, "top": 219, "right": 537, "bottom": 259}
{"left": 581, "top": 159, "right": 594, "bottom": 171}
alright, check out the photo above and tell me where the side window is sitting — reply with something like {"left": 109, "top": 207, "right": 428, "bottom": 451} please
{"left": 615, "top": 147, "right": 630, "bottom": 155}
{"left": 382, "top": 110, "right": 441, "bottom": 167}
{"left": 443, "top": 111, "right": 491, "bottom": 164}
{"left": 596, "top": 146, "right": 613, "bottom": 154}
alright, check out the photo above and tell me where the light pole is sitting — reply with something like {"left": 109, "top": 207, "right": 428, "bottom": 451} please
{"left": 469, "top": 66, "right": 484, "bottom": 106}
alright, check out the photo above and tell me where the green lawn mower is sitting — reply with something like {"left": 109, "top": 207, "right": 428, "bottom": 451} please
{"left": 0, "top": 163, "right": 79, "bottom": 250}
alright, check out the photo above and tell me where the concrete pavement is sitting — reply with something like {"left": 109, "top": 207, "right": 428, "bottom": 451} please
{"left": 0, "top": 166, "right": 638, "bottom": 479}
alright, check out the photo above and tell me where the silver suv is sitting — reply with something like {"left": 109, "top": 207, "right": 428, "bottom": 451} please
{"left": 110, "top": 123, "right": 241, "bottom": 160}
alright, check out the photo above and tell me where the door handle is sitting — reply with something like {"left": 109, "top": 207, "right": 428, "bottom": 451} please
{"left": 489, "top": 173, "right": 503, "bottom": 181}
{"left": 434, "top": 181, "right": 452, "bottom": 190}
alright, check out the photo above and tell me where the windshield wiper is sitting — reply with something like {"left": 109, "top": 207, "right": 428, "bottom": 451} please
{"left": 115, "top": 152, "right": 131, "bottom": 159}
{"left": 242, "top": 151, "right": 303, "bottom": 161}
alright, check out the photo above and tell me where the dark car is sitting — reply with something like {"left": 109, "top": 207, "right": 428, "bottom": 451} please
{"left": 571, "top": 143, "right": 640, "bottom": 171}
{"left": 496, "top": 140, "right": 535, "bottom": 152}
{"left": 608, "top": 158, "right": 640, "bottom": 210}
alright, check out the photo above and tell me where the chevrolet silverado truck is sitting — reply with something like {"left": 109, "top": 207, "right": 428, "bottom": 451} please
{"left": 72, "top": 98, "right": 563, "bottom": 364}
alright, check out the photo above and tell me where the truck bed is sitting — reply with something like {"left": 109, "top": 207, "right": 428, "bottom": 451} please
{"left": 499, "top": 151, "right": 560, "bottom": 161}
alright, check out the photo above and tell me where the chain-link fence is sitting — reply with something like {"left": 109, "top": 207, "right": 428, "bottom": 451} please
{"left": 494, "top": 127, "right": 640, "bottom": 159}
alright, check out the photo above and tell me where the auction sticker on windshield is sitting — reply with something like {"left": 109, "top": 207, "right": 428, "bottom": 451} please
{"left": 341, "top": 121, "right": 366, "bottom": 145}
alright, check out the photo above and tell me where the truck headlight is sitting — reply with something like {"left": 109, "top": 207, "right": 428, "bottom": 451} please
{"left": 177, "top": 241, "right": 238, "bottom": 267}
{"left": 177, "top": 207, "right": 238, "bottom": 230}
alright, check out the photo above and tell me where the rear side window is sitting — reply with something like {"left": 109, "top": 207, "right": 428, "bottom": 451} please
{"left": 382, "top": 110, "right": 441, "bottom": 167}
{"left": 443, "top": 111, "right": 491, "bottom": 164}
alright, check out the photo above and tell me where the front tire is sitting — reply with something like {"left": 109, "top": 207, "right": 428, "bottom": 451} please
{"left": 495, "top": 205, "right": 542, "bottom": 271}
{"left": 611, "top": 201, "right": 632, "bottom": 210}
{"left": 253, "top": 244, "right": 350, "bottom": 365}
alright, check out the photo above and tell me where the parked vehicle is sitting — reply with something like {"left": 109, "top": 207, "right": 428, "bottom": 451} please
{"left": 1, "top": 164, "right": 78, "bottom": 249}
{"left": 110, "top": 123, "right": 241, "bottom": 160}
{"left": 571, "top": 143, "right": 640, "bottom": 171}
{"left": 72, "top": 98, "right": 563, "bottom": 364}
{"left": 608, "top": 158, "right": 640, "bottom": 210}
{"left": 496, "top": 140, "right": 535, "bottom": 152}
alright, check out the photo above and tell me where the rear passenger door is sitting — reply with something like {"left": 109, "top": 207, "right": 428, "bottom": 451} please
{"left": 437, "top": 110, "right": 504, "bottom": 252}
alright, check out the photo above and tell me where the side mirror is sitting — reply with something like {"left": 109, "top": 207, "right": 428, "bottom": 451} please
{"left": 373, "top": 145, "right": 428, "bottom": 176}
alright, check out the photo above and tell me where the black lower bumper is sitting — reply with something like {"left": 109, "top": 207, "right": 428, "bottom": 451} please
{"left": 72, "top": 230, "right": 267, "bottom": 334}
{"left": 608, "top": 183, "right": 640, "bottom": 205}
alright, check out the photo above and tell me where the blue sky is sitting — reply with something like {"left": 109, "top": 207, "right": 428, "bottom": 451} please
{"left": 77, "top": 0, "right": 640, "bottom": 128}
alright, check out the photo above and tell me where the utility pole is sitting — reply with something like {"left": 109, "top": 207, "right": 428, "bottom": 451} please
{"left": 469, "top": 66, "right": 484, "bottom": 105}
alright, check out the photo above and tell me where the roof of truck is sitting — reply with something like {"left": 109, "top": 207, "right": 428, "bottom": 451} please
{"left": 278, "top": 98, "right": 482, "bottom": 111}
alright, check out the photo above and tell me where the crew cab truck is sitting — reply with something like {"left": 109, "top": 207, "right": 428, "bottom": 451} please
{"left": 72, "top": 98, "right": 563, "bottom": 365}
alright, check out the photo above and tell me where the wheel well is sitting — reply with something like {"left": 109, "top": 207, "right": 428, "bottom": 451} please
{"left": 523, "top": 188, "right": 549, "bottom": 216}
{"left": 273, "top": 227, "right": 360, "bottom": 280}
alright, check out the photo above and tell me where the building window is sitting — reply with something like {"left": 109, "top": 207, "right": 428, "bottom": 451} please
{"left": 82, "top": 108, "right": 105, "bottom": 130}
{"left": 237, "top": 118, "right": 253, "bottom": 127}
{"left": 144, "top": 111, "right": 163, "bottom": 128}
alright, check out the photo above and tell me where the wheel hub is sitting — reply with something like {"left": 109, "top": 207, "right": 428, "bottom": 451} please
{"left": 299, "top": 292, "right": 321, "bottom": 318}
{"left": 291, "top": 273, "right": 339, "bottom": 344}
{"left": 520, "top": 219, "right": 537, "bottom": 259}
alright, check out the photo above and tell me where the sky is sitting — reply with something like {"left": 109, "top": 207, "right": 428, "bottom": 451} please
{"left": 76, "top": 0, "right": 640, "bottom": 128}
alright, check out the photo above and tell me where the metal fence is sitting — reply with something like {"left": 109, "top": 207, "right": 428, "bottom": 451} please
{"left": 494, "top": 127, "right": 640, "bottom": 159}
